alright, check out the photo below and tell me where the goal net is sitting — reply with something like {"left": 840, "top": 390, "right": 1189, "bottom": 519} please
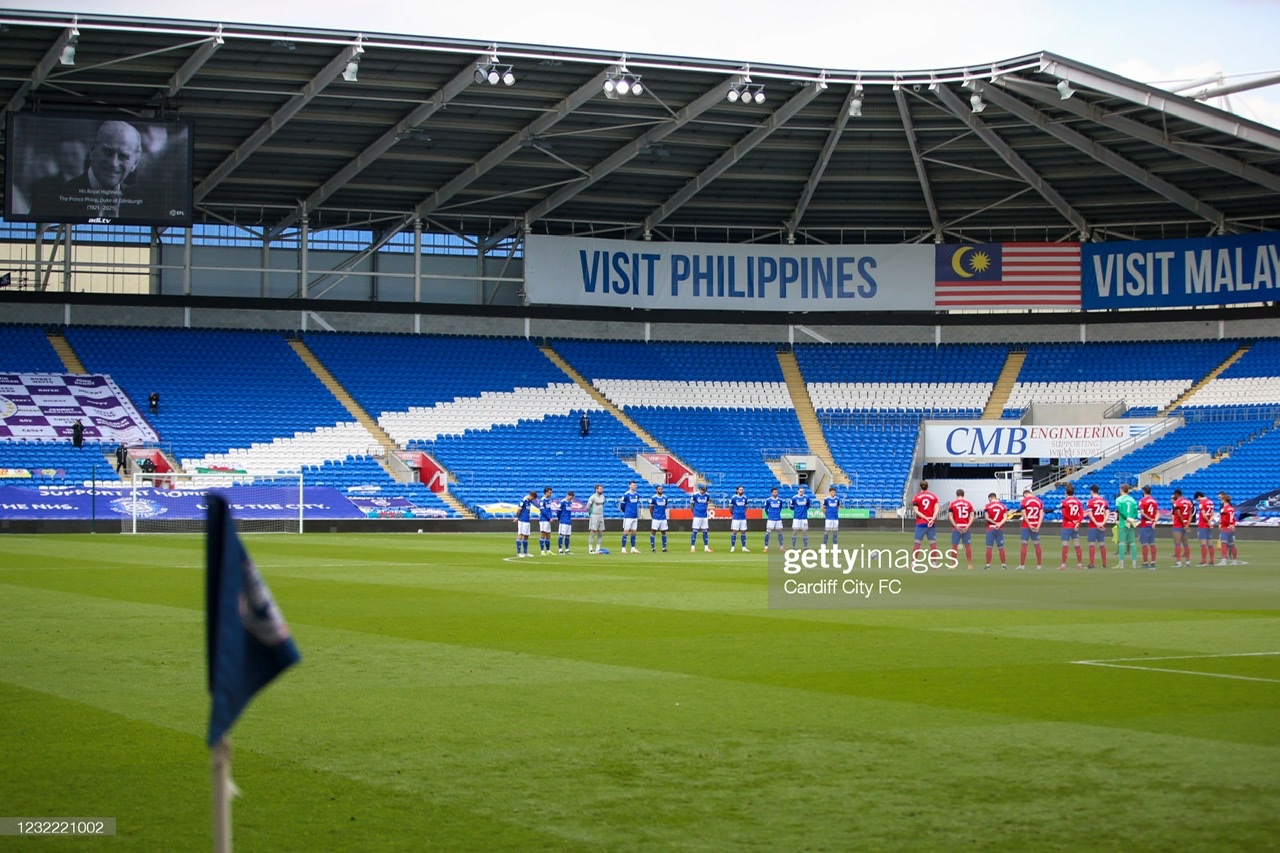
{"left": 125, "top": 471, "right": 304, "bottom": 534}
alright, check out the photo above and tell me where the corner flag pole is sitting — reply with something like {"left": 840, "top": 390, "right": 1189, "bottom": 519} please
{"left": 206, "top": 494, "right": 299, "bottom": 853}
{"left": 212, "top": 738, "right": 233, "bottom": 853}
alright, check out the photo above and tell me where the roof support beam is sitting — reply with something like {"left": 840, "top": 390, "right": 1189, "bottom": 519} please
{"left": 977, "top": 83, "right": 1227, "bottom": 232}
{"left": 194, "top": 43, "right": 363, "bottom": 203}
{"left": 483, "top": 75, "right": 739, "bottom": 249}
{"left": 3, "top": 25, "right": 79, "bottom": 118}
{"left": 894, "top": 88, "right": 942, "bottom": 241}
{"left": 1003, "top": 76, "right": 1280, "bottom": 196}
{"left": 784, "top": 85, "right": 851, "bottom": 240}
{"left": 933, "top": 83, "right": 1091, "bottom": 237}
{"left": 632, "top": 82, "right": 823, "bottom": 238}
{"left": 1040, "top": 56, "right": 1280, "bottom": 154}
{"left": 269, "top": 54, "right": 489, "bottom": 238}
{"left": 413, "top": 69, "right": 613, "bottom": 221}
{"left": 163, "top": 32, "right": 222, "bottom": 98}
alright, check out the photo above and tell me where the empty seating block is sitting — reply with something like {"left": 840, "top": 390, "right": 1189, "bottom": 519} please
{"left": 554, "top": 340, "right": 802, "bottom": 496}
{"left": 305, "top": 333, "right": 642, "bottom": 515}
{"left": 1005, "top": 340, "right": 1239, "bottom": 416}
{"left": 65, "top": 327, "right": 356, "bottom": 462}
{"left": 1185, "top": 340, "right": 1280, "bottom": 408}
{"left": 0, "top": 326, "right": 68, "bottom": 373}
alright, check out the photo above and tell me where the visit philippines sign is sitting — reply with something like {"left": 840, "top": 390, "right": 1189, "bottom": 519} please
{"left": 524, "top": 235, "right": 935, "bottom": 312}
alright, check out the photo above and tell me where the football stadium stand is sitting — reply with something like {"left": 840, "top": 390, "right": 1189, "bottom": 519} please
{"left": 58, "top": 326, "right": 457, "bottom": 514}
{"left": 3, "top": 325, "right": 1279, "bottom": 522}
{"left": 0, "top": 325, "right": 67, "bottom": 373}
{"left": 794, "top": 344, "right": 1008, "bottom": 507}
{"left": 1183, "top": 339, "right": 1280, "bottom": 408}
{"left": 64, "top": 327, "right": 356, "bottom": 461}
{"left": 304, "top": 333, "right": 644, "bottom": 516}
{"left": 1003, "top": 340, "right": 1241, "bottom": 417}
{"left": 551, "top": 340, "right": 805, "bottom": 499}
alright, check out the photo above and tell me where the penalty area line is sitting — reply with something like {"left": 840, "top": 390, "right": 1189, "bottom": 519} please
{"left": 1070, "top": 651, "right": 1280, "bottom": 684}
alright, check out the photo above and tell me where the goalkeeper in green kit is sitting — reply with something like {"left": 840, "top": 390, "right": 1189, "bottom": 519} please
{"left": 1114, "top": 483, "right": 1139, "bottom": 569}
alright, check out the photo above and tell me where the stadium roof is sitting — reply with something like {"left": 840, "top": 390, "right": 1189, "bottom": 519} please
{"left": 3, "top": 10, "right": 1280, "bottom": 248}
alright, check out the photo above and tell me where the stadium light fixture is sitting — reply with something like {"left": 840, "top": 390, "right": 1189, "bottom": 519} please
{"left": 848, "top": 82, "right": 864, "bottom": 117}
{"left": 728, "top": 82, "right": 765, "bottom": 105}
{"left": 474, "top": 45, "right": 515, "bottom": 87}
{"left": 1057, "top": 79, "right": 1076, "bottom": 100}
{"left": 727, "top": 67, "right": 757, "bottom": 104}
{"left": 59, "top": 21, "right": 79, "bottom": 66}
{"left": 475, "top": 61, "right": 515, "bottom": 86}
{"left": 970, "top": 91, "right": 986, "bottom": 113}
{"left": 342, "top": 36, "right": 364, "bottom": 83}
{"left": 603, "top": 61, "right": 644, "bottom": 100}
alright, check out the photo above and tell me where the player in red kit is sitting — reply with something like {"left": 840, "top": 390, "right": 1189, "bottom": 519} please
{"left": 1058, "top": 483, "right": 1085, "bottom": 570}
{"left": 1170, "top": 488, "right": 1194, "bottom": 568}
{"left": 983, "top": 492, "right": 1008, "bottom": 570}
{"left": 1217, "top": 492, "right": 1239, "bottom": 565}
{"left": 1138, "top": 485, "right": 1160, "bottom": 570}
{"left": 1085, "top": 484, "right": 1109, "bottom": 569}
{"left": 912, "top": 480, "right": 940, "bottom": 559}
{"left": 948, "top": 489, "right": 976, "bottom": 570}
{"left": 1195, "top": 491, "right": 1215, "bottom": 566}
{"left": 1017, "top": 488, "right": 1044, "bottom": 570}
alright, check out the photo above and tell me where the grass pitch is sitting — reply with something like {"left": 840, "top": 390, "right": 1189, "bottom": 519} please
{"left": 2, "top": 531, "right": 1279, "bottom": 851}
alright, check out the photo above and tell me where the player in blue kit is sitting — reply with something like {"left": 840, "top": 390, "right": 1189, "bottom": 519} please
{"left": 516, "top": 489, "right": 536, "bottom": 558}
{"left": 790, "top": 485, "right": 813, "bottom": 550}
{"left": 618, "top": 481, "right": 641, "bottom": 553}
{"left": 649, "top": 484, "right": 669, "bottom": 552}
{"left": 539, "top": 486, "right": 556, "bottom": 555}
{"left": 763, "top": 487, "right": 784, "bottom": 552}
{"left": 690, "top": 483, "right": 713, "bottom": 552}
{"left": 822, "top": 486, "right": 841, "bottom": 547}
{"left": 557, "top": 490, "right": 575, "bottom": 554}
{"left": 729, "top": 485, "right": 750, "bottom": 552}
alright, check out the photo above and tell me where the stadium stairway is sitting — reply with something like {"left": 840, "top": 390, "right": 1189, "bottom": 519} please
{"left": 981, "top": 348, "right": 1024, "bottom": 419}
{"left": 287, "top": 339, "right": 476, "bottom": 519}
{"left": 47, "top": 331, "right": 87, "bottom": 374}
{"left": 538, "top": 343, "right": 698, "bottom": 480}
{"left": 1161, "top": 343, "right": 1251, "bottom": 415}
{"left": 776, "top": 350, "right": 850, "bottom": 486}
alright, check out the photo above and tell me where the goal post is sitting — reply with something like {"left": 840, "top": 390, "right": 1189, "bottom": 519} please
{"left": 125, "top": 471, "right": 305, "bottom": 534}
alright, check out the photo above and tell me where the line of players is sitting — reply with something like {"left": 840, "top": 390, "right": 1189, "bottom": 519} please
{"left": 910, "top": 480, "right": 1242, "bottom": 570}
{"left": 510, "top": 482, "right": 847, "bottom": 557}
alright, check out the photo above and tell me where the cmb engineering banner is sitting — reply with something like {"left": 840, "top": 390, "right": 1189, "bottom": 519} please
{"left": 525, "top": 235, "right": 935, "bottom": 312}
{"left": 1081, "top": 231, "right": 1280, "bottom": 310}
{"left": 925, "top": 422, "right": 1159, "bottom": 462}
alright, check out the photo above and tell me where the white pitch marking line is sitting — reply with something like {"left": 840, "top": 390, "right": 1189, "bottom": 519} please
{"left": 1071, "top": 651, "right": 1280, "bottom": 684}
{"left": 1073, "top": 651, "right": 1280, "bottom": 664}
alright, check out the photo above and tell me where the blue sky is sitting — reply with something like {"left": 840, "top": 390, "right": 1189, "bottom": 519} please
{"left": 7, "top": 0, "right": 1280, "bottom": 127}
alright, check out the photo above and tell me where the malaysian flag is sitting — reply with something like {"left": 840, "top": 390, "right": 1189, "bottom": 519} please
{"left": 935, "top": 243, "right": 1081, "bottom": 308}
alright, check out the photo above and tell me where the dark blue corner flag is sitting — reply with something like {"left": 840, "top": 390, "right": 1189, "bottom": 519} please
{"left": 206, "top": 495, "right": 300, "bottom": 746}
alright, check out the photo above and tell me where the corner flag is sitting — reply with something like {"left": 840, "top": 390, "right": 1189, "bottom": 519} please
{"left": 206, "top": 494, "right": 300, "bottom": 746}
